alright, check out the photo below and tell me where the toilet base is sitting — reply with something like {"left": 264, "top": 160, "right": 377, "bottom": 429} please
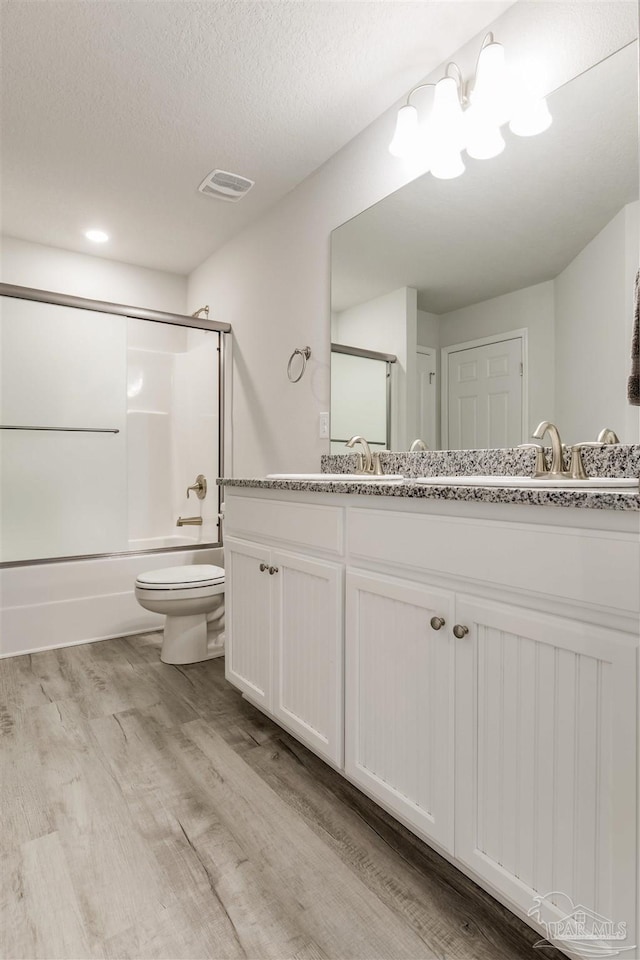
{"left": 160, "top": 599, "right": 225, "bottom": 665}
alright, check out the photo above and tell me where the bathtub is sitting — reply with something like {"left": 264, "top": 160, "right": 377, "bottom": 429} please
{"left": 0, "top": 544, "right": 223, "bottom": 658}
{"left": 128, "top": 534, "right": 202, "bottom": 550}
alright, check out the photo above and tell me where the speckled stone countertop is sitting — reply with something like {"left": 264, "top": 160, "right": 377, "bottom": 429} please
{"left": 219, "top": 445, "right": 640, "bottom": 511}
{"left": 218, "top": 477, "right": 639, "bottom": 510}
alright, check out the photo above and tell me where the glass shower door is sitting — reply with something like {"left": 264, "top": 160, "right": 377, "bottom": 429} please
{"left": 1, "top": 297, "right": 128, "bottom": 562}
{"left": 0, "top": 295, "right": 222, "bottom": 564}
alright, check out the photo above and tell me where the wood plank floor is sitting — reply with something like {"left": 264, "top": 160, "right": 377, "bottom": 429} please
{"left": 0, "top": 634, "right": 564, "bottom": 960}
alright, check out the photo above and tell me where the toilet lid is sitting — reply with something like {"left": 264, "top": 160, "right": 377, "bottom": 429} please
{"left": 136, "top": 564, "right": 225, "bottom": 589}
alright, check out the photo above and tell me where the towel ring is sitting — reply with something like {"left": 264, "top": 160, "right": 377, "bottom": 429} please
{"left": 287, "top": 346, "right": 311, "bottom": 383}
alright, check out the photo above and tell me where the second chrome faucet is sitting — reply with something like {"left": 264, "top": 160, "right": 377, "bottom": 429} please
{"left": 531, "top": 420, "right": 566, "bottom": 477}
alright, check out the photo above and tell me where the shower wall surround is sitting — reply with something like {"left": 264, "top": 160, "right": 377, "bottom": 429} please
{"left": 126, "top": 319, "right": 219, "bottom": 552}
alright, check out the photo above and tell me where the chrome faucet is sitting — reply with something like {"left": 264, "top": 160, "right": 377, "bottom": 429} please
{"left": 177, "top": 516, "right": 203, "bottom": 526}
{"left": 597, "top": 428, "right": 620, "bottom": 444}
{"left": 346, "top": 435, "right": 373, "bottom": 474}
{"left": 186, "top": 474, "right": 207, "bottom": 500}
{"left": 531, "top": 421, "right": 568, "bottom": 477}
{"left": 345, "top": 435, "right": 384, "bottom": 475}
{"left": 410, "top": 438, "right": 428, "bottom": 452}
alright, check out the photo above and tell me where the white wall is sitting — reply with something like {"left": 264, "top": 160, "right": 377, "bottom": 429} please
{"left": 1, "top": 235, "right": 187, "bottom": 313}
{"left": 417, "top": 310, "right": 440, "bottom": 350}
{"left": 333, "top": 286, "right": 416, "bottom": 448}
{"left": 555, "top": 200, "right": 640, "bottom": 442}
{"left": 187, "top": 2, "right": 637, "bottom": 476}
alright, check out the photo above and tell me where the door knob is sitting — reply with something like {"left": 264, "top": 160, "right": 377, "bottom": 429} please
{"left": 453, "top": 624, "right": 469, "bottom": 639}
{"left": 430, "top": 616, "right": 445, "bottom": 630}
{"left": 259, "top": 563, "right": 268, "bottom": 572}
{"left": 268, "top": 566, "right": 279, "bottom": 575}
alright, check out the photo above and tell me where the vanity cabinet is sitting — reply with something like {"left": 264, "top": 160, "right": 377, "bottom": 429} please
{"left": 223, "top": 487, "right": 639, "bottom": 956}
{"left": 344, "top": 570, "right": 638, "bottom": 943}
{"left": 225, "top": 534, "right": 344, "bottom": 766}
{"left": 345, "top": 570, "right": 456, "bottom": 850}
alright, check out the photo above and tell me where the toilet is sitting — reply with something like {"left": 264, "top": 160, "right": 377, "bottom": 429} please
{"left": 134, "top": 565, "right": 225, "bottom": 665}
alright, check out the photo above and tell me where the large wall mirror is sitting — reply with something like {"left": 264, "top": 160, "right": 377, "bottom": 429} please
{"left": 330, "top": 41, "right": 639, "bottom": 452}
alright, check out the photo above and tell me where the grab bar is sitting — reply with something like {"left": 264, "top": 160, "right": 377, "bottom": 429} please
{"left": 0, "top": 425, "right": 120, "bottom": 434}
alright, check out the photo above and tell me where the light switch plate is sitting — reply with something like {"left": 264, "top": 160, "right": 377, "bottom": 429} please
{"left": 319, "top": 412, "right": 329, "bottom": 439}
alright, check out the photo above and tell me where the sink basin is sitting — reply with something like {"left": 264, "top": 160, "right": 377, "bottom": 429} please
{"left": 266, "top": 473, "right": 404, "bottom": 483}
{"left": 413, "top": 475, "right": 639, "bottom": 490}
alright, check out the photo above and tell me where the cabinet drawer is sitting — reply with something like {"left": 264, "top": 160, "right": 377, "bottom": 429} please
{"left": 225, "top": 495, "right": 344, "bottom": 556}
{"left": 348, "top": 507, "right": 639, "bottom": 614}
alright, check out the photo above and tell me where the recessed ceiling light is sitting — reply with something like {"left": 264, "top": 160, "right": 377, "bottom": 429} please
{"left": 85, "top": 228, "right": 109, "bottom": 243}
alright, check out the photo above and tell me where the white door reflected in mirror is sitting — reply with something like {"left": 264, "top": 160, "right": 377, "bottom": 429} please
{"left": 444, "top": 335, "right": 523, "bottom": 449}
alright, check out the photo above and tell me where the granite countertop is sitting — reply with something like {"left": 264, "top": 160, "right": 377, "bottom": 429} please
{"left": 219, "top": 445, "right": 640, "bottom": 511}
{"left": 218, "top": 476, "right": 640, "bottom": 511}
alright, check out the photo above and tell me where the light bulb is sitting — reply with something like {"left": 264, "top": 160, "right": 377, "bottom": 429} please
{"left": 389, "top": 104, "right": 419, "bottom": 158}
{"left": 465, "top": 104, "right": 506, "bottom": 160}
{"left": 508, "top": 65, "right": 552, "bottom": 137}
{"left": 430, "top": 146, "right": 465, "bottom": 180}
{"left": 85, "top": 228, "right": 109, "bottom": 243}
{"left": 470, "top": 41, "right": 509, "bottom": 125}
{"left": 432, "top": 76, "right": 465, "bottom": 148}
{"left": 429, "top": 76, "right": 465, "bottom": 179}
{"left": 509, "top": 96, "right": 552, "bottom": 137}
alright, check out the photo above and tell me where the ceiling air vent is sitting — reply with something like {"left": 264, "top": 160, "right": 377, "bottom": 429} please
{"left": 198, "top": 169, "right": 255, "bottom": 202}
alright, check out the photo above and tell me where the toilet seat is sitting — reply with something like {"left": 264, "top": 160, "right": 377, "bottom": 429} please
{"left": 135, "top": 564, "right": 225, "bottom": 590}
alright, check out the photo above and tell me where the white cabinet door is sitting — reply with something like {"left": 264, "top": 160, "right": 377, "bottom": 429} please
{"left": 225, "top": 536, "right": 272, "bottom": 709}
{"left": 455, "top": 594, "right": 637, "bottom": 951}
{"left": 271, "top": 550, "right": 344, "bottom": 766}
{"left": 345, "top": 570, "right": 456, "bottom": 851}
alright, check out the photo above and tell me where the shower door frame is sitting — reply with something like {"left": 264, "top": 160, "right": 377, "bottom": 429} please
{"left": 0, "top": 282, "right": 231, "bottom": 568}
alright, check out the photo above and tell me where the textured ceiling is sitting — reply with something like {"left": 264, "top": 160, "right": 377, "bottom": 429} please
{"left": 0, "top": 0, "right": 512, "bottom": 275}
{"left": 331, "top": 41, "right": 639, "bottom": 316}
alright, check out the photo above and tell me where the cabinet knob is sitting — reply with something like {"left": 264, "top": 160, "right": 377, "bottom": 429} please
{"left": 430, "top": 616, "right": 445, "bottom": 631}
{"left": 259, "top": 562, "right": 268, "bottom": 572}
{"left": 268, "top": 566, "right": 279, "bottom": 575}
{"left": 453, "top": 624, "right": 469, "bottom": 639}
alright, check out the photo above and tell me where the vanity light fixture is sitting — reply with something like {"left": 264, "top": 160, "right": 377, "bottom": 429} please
{"left": 84, "top": 228, "right": 109, "bottom": 243}
{"left": 388, "top": 33, "right": 552, "bottom": 178}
